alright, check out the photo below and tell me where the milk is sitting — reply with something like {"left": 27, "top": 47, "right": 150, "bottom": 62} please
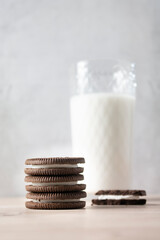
{"left": 70, "top": 93, "right": 135, "bottom": 192}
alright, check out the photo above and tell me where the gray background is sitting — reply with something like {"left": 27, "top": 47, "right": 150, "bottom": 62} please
{"left": 0, "top": 0, "right": 159, "bottom": 196}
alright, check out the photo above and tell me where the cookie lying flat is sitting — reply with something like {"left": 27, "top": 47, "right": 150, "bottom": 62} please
{"left": 95, "top": 190, "right": 146, "bottom": 196}
{"left": 25, "top": 157, "right": 84, "bottom": 176}
{"left": 25, "top": 157, "right": 85, "bottom": 165}
{"left": 26, "top": 201, "right": 86, "bottom": 210}
{"left": 25, "top": 167, "right": 84, "bottom": 176}
{"left": 92, "top": 189, "right": 147, "bottom": 205}
{"left": 26, "top": 191, "right": 86, "bottom": 209}
{"left": 25, "top": 174, "right": 84, "bottom": 183}
{"left": 25, "top": 175, "right": 84, "bottom": 192}
{"left": 26, "top": 191, "right": 86, "bottom": 200}
{"left": 26, "top": 183, "right": 86, "bottom": 193}
{"left": 92, "top": 199, "right": 146, "bottom": 205}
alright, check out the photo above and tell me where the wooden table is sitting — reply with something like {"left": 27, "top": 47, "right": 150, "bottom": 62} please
{"left": 0, "top": 197, "right": 160, "bottom": 240}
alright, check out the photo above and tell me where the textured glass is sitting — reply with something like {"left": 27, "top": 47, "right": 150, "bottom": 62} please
{"left": 70, "top": 59, "right": 136, "bottom": 192}
{"left": 71, "top": 59, "right": 136, "bottom": 96}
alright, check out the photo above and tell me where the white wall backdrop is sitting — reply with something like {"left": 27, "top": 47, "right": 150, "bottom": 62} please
{"left": 0, "top": 0, "right": 160, "bottom": 196}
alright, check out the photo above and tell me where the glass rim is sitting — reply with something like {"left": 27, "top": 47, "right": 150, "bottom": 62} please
{"left": 70, "top": 58, "right": 136, "bottom": 97}
{"left": 75, "top": 58, "right": 135, "bottom": 67}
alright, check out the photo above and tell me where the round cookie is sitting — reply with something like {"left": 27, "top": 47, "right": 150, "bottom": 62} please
{"left": 25, "top": 201, "right": 86, "bottom": 210}
{"left": 24, "top": 167, "right": 84, "bottom": 176}
{"left": 25, "top": 174, "right": 84, "bottom": 183}
{"left": 95, "top": 190, "right": 146, "bottom": 196}
{"left": 92, "top": 199, "right": 146, "bottom": 205}
{"left": 25, "top": 157, "right": 85, "bottom": 165}
{"left": 26, "top": 184, "right": 86, "bottom": 193}
{"left": 26, "top": 191, "right": 86, "bottom": 200}
{"left": 26, "top": 191, "right": 86, "bottom": 209}
{"left": 92, "top": 189, "right": 147, "bottom": 206}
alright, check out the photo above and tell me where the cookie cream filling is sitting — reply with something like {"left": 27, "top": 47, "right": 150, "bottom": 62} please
{"left": 27, "top": 181, "right": 78, "bottom": 186}
{"left": 30, "top": 199, "right": 80, "bottom": 203}
{"left": 97, "top": 195, "right": 143, "bottom": 200}
{"left": 28, "top": 164, "right": 78, "bottom": 169}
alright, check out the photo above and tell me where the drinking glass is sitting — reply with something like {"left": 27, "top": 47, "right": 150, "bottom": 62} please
{"left": 70, "top": 59, "right": 136, "bottom": 192}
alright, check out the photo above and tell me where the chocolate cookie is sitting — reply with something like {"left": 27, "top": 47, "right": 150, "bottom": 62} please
{"left": 25, "top": 157, "right": 85, "bottom": 165}
{"left": 92, "top": 189, "right": 147, "bottom": 205}
{"left": 25, "top": 174, "right": 84, "bottom": 183}
{"left": 26, "top": 191, "right": 86, "bottom": 209}
{"left": 25, "top": 201, "right": 86, "bottom": 209}
{"left": 26, "top": 191, "right": 86, "bottom": 200}
{"left": 95, "top": 190, "right": 146, "bottom": 196}
{"left": 24, "top": 167, "right": 84, "bottom": 176}
{"left": 26, "top": 184, "right": 86, "bottom": 193}
{"left": 92, "top": 199, "right": 146, "bottom": 205}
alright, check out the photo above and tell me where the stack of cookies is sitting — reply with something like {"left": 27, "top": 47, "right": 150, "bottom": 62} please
{"left": 25, "top": 157, "right": 86, "bottom": 209}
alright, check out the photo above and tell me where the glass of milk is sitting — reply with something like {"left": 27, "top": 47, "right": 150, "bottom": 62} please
{"left": 70, "top": 59, "right": 136, "bottom": 192}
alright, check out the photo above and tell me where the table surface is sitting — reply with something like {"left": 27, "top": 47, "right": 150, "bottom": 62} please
{"left": 0, "top": 197, "right": 160, "bottom": 240}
